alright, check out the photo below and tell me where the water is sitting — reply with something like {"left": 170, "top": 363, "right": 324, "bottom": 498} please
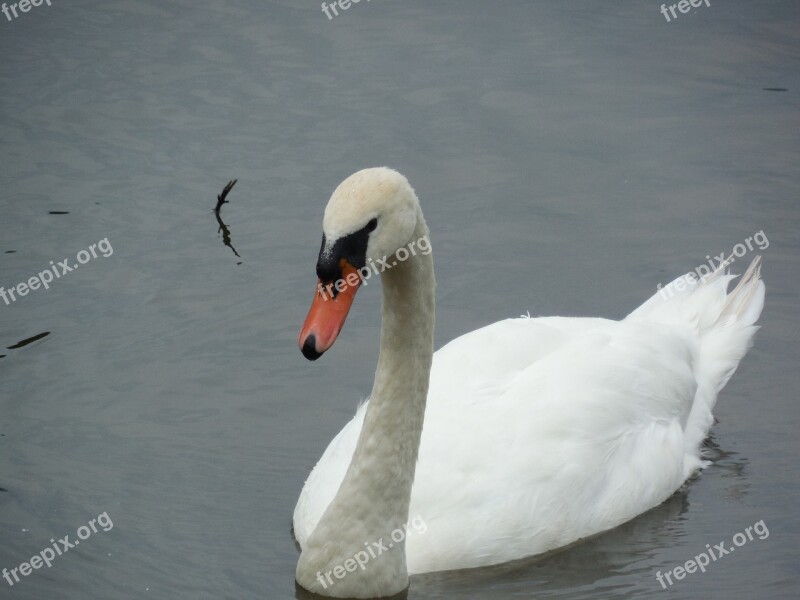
{"left": 1, "top": 1, "right": 798, "bottom": 598}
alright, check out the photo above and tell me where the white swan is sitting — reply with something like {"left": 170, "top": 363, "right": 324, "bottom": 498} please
{"left": 293, "top": 167, "right": 765, "bottom": 598}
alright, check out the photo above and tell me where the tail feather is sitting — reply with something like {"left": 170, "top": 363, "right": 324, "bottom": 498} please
{"left": 720, "top": 255, "right": 764, "bottom": 326}
{"left": 696, "top": 255, "right": 764, "bottom": 394}
{"left": 627, "top": 255, "right": 765, "bottom": 333}
{"left": 627, "top": 257, "right": 765, "bottom": 475}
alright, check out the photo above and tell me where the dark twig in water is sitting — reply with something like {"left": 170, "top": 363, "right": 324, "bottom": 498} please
{"left": 215, "top": 179, "right": 237, "bottom": 212}
{"left": 7, "top": 331, "right": 51, "bottom": 350}
{"left": 214, "top": 180, "right": 241, "bottom": 258}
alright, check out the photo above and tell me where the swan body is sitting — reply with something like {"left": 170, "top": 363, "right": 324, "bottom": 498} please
{"left": 294, "top": 168, "right": 765, "bottom": 598}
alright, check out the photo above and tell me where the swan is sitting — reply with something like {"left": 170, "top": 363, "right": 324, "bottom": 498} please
{"left": 293, "top": 167, "right": 765, "bottom": 598}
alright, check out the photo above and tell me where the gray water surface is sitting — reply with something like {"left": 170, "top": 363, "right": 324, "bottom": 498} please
{"left": 1, "top": 1, "right": 798, "bottom": 599}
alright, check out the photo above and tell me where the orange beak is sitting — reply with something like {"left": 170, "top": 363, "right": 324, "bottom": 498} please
{"left": 298, "top": 260, "right": 361, "bottom": 360}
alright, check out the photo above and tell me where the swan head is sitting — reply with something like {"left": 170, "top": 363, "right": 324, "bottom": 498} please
{"left": 298, "top": 167, "right": 420, "bottom": 360}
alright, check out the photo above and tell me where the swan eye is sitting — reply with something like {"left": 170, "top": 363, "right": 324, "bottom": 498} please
{"left": 366, "top": 218, "right": 378, "bottom": 233}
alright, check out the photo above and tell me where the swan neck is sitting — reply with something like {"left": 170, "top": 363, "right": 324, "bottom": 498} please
{"left": 296, "top": 214, "right": 435, "bottom": 597}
